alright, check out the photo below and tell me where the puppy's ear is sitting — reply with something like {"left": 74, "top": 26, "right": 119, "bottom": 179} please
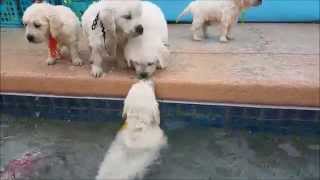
{"left": 99, "top": 9, "right": 117, "bottom": 57}
{"left": 47, "top": 13, "right": 63, "bottom": 38}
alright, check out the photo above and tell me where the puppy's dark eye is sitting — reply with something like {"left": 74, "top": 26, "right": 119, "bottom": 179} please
{"left": 147, "top": 62, "right": 154, "bottom": 66}
{"left": 123, "top": 14, "right": 132, "bottom": 20}
{"left": 34, "top": 23, "right": 41, "bottom": 28}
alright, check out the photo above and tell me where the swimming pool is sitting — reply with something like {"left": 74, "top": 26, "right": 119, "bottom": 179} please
{"left": 1, "top": 114, "right": 319, "bottom": 179}
{"left": 1, "top": 94, "right": 319, "bottom": 179}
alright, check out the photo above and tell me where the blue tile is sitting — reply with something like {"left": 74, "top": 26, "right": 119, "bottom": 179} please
{"left": 64, "top": 98, "right": 82, "bottom": 108}
{"left": 193, "top": 104, "right": 212, "bottom": 114}
{"left": 261, "top": 108, "right": 280, "bottom": 120}
{"left": 298, "top": 110, "right": 318, "bottom": 121}
{"left": 107, "top": 100, "right": 123, "bottom": 110}
{"left": 88, "top": 109, "right": 121, "bottom": 121}
{"left": 52, "top": 98, "right": 68, "bottom": 107}
{"left": 207, "top": 115, "right": 224, "bottom": 127}
{"left": 228, "top": 107, "right": 245, "bottom": 117}
{"left": 178, "top": 104, "right": 196, "bottom": 114}
{"left": 159, "top": 102, "right": 177, "bottom": 116}
{"left": 87, "top": 99, "right": 108, "bottom": 109}
{"left": 162, "top": 119, "right": 189, "bottom": 130}
{"left": 19, "top": 96, "right": 37, "bottom": 105}
{"left": 0, "top": 95, "right": 6, "bottom": 104}
{"left": 52, "top": 107, "right": 70, "bottom": 120}
{"left": 245, "top": 107, "right": 261, "bottom": 118}
{"left": 281, "top": 109, "right": 299, "bottom": 121}
{"left": 2, "top": 95, "right": 17, "bottom": 105}
{"left": 37, "top": 97, "right": 52, "bottom": 106}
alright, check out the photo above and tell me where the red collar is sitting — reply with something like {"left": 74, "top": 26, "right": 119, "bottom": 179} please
{"left": 48, "top": 35, "right": 60, "bottom": 59}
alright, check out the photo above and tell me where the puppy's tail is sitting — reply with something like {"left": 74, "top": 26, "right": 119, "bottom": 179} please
{"left": 176, "top": 2, "right": 193, "bottom": 23}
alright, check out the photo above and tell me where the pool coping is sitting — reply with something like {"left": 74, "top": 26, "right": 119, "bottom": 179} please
{"left": 1, "top": 24, "right": 320, "bottom": 107}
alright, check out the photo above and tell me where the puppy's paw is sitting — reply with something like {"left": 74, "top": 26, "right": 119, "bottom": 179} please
{"left": 117, "top": 59, "right": 128, "bottom": 69}
{"left": 227, "top": 35, "right": 234, "bottom": 40}
{"left": 46, "top": 57, "right": 56, "bottom": 65}
{"left": 72, "top": 57, "right": 83, "bottom": 66}
{"left": 59, "top": 46, "right": 69, "bottom": 57}
{"left": 219, "top": 36, "right": 228, "bottom": 43}
{"left": 91, "top": 65, "right": 103, "bottom": 78}
{"left": 193, "top": 34, "right": 203, "bottom": 41}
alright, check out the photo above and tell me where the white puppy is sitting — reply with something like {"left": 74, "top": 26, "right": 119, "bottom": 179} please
{"left": 177, "top": 0, "right": 262, "bottom": 42}
{"left": 124, "top": 1, "right": 170, "bottom": 79}
{"left": 22, "top": 1, "right": 83, "bottom": 65}
{"left": 96, "top": 80, "right": 167, "bottom": 180}
{"left": 82, "top": 0, "right": 144, "bottom": 77}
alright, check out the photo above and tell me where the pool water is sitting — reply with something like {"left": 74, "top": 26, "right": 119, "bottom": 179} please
{"left": 1, "top": 114, "right": 319, "bottom": 180}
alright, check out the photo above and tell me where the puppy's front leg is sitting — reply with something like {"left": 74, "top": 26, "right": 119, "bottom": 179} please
{"left": 219, "top": 23, "right": 230, "bottom": 43}
{"left": 226, "top": 24, "right": 234, "bottom": 40}
{"left": 91, "top": 48, "right": 104, "bottom": 78}
{"left": 116, "top": 46, "right": 128, "bottom": 69}
{"left": 46, "top": 55, "right": 56, "bottom": 65}
{"left": 202, "top": 23, "right": 209, "bottom": 39}
{"left": 191, "top": 18, "right": 205, "bottom": 41}
{"left": 69, "top": 43, "right": 83, "bottom": 66}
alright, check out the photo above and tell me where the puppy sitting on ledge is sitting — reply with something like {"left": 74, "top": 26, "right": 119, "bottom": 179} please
{"left": 177, "top": 0, "right": 262, "bottom": 42}
{"left": 22, "top": 0, "right": 83, "bottom": 66}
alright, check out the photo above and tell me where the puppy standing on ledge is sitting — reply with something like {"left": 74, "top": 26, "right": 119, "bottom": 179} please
{"left": 22, "top": 1, "right": 83, "bottom": 65}
{"left": 96, "top": 80, "right": 167, "bottom": 180}
{"left": 81, "top": 0, "right": 144, "bottom": 77}
{"left": 124, "top": 1, "right": 170, "bottom": 79}
{"left": 177, "top": 0, "right": 262, "bottom": 42}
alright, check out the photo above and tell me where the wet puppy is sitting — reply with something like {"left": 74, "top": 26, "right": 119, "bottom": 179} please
{"left": 96, "top": 80, "right": 167, "bottom": 180}
{"left": 124, "top": 1, "right": 170, "bottom": 79}
{"left": 22, "top": 1, "right": 83, "bottom": 65}
{"left": 82, "top": 0, "right": 144, "bottom": 77}
{"left": 177, "top": 0, "right": 262, "bottom": 42}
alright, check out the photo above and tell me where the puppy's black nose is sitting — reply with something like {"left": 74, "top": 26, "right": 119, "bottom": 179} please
{"left": 139, "top": 72, "right": 148, "bottom": 79}
{"left": 135, "top": 25, "right": 143, "bottom": 35}
{"left": 27, "top": 34, "right": 34, "bottom": 42}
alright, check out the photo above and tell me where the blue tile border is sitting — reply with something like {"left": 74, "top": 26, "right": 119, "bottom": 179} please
{"left": 0, "top": 94, "right": 319, "bottom": 135}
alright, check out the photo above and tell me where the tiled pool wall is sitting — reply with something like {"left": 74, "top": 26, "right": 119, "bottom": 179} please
{"left": 1, "top": 94, "right": 319, "bottom": 135}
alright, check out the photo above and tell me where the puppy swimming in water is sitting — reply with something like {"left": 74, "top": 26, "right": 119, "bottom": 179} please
{"left": 96, "top": 80, "right": 167, "bottom": 180}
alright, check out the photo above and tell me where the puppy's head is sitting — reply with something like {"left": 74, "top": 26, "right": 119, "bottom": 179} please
{"left": 129, "top": 58, "right": 158, "bottom": 79}
{"left": 122, "top": 80, "right": 159, "bottom": 129}
{"left": 127, "top": 43, "right": 169, "bottom": 79}
{"left": 22, "top": 2, "right": 63, "bottom": 44}
{"left": 113, "top": 1, "right": 144, "bottom": 38}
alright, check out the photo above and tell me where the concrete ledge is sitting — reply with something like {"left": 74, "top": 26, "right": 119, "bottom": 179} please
{"left": 1, "top": 24, "right": 319, "bottom": 107}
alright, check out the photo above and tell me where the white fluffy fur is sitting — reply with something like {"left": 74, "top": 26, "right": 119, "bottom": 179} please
{"left": 22, "top": 2, "right": 83, "bottom": 65}
{"left": 124, "top": 1, "right": 170, "bottom": 78}
{"left": 96, "top": 80, "right": 167, "bottom": 180}
{"left": 81, "top": 0, "right": 143, "bottom": 77}
{"left": 177, "top": 0, "right": 262, "bottom": 42}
